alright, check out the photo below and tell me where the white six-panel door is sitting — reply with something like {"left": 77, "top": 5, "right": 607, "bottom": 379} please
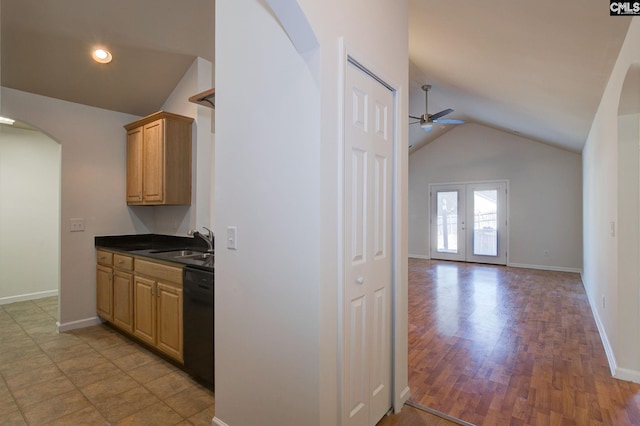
{"left": 343, "top": 58, "right": 393, "bottom": 426}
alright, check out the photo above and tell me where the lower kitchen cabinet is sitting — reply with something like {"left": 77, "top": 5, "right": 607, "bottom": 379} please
{"left": 113, "top": 270, "right": 134, "bottom": 333}
{"left": 156, "top": 282, "right": 183, "bottom": 361}
{"left": 133, "top": 272, "right": 183, "bottom": 362}
{"left": 133, "top": 276, "right": 156, "bottom": 346}
{"left": 96, "top": 250, "right": 114, "bottom": 321}
{"left": 96, "top": 264, "right": 113, "bottom": 321}
{"left": 96, "top": 250, "right": 184, "bottom": 364}
{"left": 112, "top": 253, "right": 134, "bottom": 333}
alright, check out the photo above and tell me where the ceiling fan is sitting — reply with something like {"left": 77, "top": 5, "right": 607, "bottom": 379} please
{"left": 409, "top": 84, "right": 465, "bottom": 132}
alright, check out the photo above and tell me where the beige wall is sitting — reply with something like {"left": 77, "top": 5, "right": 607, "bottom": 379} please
{"left": 409, "top": 123, "right": 583, "bottom": 271}
{"left": 1, "top": 87, "right": 150, "bottom": 328}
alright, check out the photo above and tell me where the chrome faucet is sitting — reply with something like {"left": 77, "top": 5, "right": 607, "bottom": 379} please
{"left": 190, "top": 227, "right": 214, "bottom": 253}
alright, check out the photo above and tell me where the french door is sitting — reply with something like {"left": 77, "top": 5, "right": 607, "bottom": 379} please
{"left": 430, "top": 181, "right": 508, "bottom": 265}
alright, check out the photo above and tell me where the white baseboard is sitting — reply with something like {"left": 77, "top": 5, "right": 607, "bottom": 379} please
{"left": 614, "top": 367, "right": 640, "bottom": 383}
{"left": 0, "top": 289, "right": 58, "bottom": 305}
{"left": 212, "top": 417, "right": 230, "bottom": 426}
{"left": 396, "top": 385, "right": 411, "bottom": 413}
{"left": 585, "top": 287, "right": 617, "bottom": 376}
{"left": 508, "top": 262, "right": 582, "bottom": 274}
{"left": 583, "top": 277, "right": 640, "bottom": 384}
{"left": 408, "top": 254, "right": 430, "bottom": 260}
{"left": 57, "top": 316, "right": 102, "bottom": 332}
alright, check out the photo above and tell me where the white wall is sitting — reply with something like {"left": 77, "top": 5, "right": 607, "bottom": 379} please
{"left": 155, "top": 57, "right": 215, "bottom": 235}
{"left": 0, "top": 126, "right": 61, "bottom": 302}
{"left": 409, "top": 123, "right": 583, "bottom": 271}
{"left": 582, "top": 19, "right": 640, "bottom": 381}
{"left": 215, "top": 0, "right": 408, "bottom": 425}
{"left": 1, "top": 87, "right": 152, "bottom": 328}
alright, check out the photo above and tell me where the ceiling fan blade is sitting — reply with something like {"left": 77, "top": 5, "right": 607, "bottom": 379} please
{"left": 432, "top": 118, "right": 465, "bottom": 124}
{"left": 428, "top": 108, "right": 454, "bottom": 120}
{"left": 409, "top": 115, "right": 421, "bottom": 120}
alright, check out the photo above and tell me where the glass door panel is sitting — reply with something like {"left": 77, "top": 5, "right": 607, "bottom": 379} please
{"left": 472, "top": 189, "right": 498, "bottom": 256}
{"left": 466, "top": 182, "right": 507, "bottom": 264}
{"left": 431, "top": 184, "right": 465, "bottom": 262}
{"left": 436, "top": 191, "right": 458, "bottom": 254}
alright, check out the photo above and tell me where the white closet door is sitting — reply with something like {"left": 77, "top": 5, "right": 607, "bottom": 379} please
{"left": 343, "top": 58, "right": 393, "bottom": 426}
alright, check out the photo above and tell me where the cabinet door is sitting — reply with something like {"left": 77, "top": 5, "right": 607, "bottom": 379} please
{"left": 156, "top": 282, "right": 183, "bottom": 362}
{"left": 96, "top": 265, "right": 113, "bottom": 321}
{"left": 113, "top": 271, "right": 134, "bottom": 333}
{"left": 133, "top": 276, "right": 156, "bottom": 346}
{"left": 126, "top": 127, "right": 143, "bottom": 204}
{"left": 142, "top": 119, "right": 165, "bottom": 203}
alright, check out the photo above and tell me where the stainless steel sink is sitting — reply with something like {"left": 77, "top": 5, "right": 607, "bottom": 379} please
{"left": 151, "top": 249, "right": 201, "bottom": 256}
{"left": 148, "top": 248, "right": 213, "bottom": 263}
{"left": 180, "top": 252, "right": 213, "bottom": 261}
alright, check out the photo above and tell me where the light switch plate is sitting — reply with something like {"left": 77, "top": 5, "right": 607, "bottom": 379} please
{"left": 70, "top": 218, "right": 85, "bottom": 232}
{"left": 227, "top": 226, "right": 237, "bottom": 250}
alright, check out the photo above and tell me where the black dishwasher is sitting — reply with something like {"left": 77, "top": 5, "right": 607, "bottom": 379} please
{"left": 183, "top": 266, "right": 214, "bottom": 389}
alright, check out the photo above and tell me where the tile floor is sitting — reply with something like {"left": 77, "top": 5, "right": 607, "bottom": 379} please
{"left": 0, "top": 296, "right": 215, "bottom": 425}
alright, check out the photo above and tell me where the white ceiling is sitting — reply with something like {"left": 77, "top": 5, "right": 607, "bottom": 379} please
{"left": 1, "top": 1, "right": 631, "bottom": 153}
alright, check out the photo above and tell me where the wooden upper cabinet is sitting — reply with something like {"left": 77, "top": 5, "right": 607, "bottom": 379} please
{"left": 126, "top": 127, "right": 143, "bottom": 203}
{"left": 124, "top": 111, "right": 194, "bottom": 206}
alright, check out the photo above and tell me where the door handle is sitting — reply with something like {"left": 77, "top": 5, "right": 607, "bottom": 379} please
{"left": 356, "top": 276, "right": 364, "bottom": 285}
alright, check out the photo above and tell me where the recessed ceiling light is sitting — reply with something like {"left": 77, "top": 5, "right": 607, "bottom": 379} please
{"left": 0, "top": 116, "right": 15, "bottom": 125}
{"left": 92, "top": 48, "right": 112, "bottom": 64}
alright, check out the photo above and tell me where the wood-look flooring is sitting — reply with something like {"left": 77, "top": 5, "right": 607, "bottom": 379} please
{"left": 407, "top": 259, "right": 640, "bottom": 425}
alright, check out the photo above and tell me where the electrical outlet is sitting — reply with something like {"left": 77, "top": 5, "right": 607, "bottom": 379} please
{"left": 70, "top": 218, "right": 85, "bottom": 232}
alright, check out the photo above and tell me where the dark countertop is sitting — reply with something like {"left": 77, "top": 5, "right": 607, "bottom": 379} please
{"left": 95, "top": 234, "right": 213, "bottom": 272}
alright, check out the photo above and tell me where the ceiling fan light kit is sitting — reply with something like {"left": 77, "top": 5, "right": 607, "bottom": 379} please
{"left": 420, "top": 121, "right": 433, "bottom": 132}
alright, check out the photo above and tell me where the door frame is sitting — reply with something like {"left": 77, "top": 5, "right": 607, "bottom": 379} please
{"left": 337, "top": 42, "right": 408, "bottom": 424}
{"left": 429, "top": 180, "right": 510, "bottom": 265}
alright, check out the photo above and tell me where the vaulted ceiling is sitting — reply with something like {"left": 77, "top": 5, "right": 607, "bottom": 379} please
{"left": 408, "top": 1, "right": 631, "bottom": 153}
{"left": 1, "top": 1, "right": 631, "bottom": 153}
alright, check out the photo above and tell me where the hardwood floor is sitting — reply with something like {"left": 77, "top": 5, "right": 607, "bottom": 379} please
{"left": 407, "top": 258, "right": 640, "bottom": 425}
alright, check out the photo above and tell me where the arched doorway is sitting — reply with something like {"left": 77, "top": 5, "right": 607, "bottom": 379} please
{"left": 0, "top": 120, "right": 61, "bottom": 319}
{"left": 616, "top": 62, "right": 640, "bottom": 372}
